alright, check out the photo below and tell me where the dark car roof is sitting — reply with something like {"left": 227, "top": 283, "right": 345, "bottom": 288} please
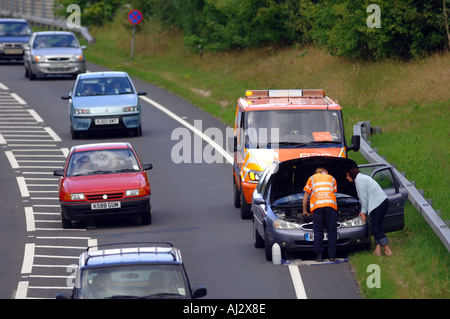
{"left": 270, "top": 156, "right": 358, "bottom": 202}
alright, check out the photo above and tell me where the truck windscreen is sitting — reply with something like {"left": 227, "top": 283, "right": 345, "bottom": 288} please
{"left": 244, "top": 109, "right": 343, "bottom": 148}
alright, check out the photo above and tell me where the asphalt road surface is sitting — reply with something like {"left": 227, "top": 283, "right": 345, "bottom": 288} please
{"left": 0, "top": 61, "right": 362, "bottom": 300}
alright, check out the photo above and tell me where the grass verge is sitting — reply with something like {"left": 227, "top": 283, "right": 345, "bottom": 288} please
{"left": 81, "top": 21, "right": 449, "bottom": 299}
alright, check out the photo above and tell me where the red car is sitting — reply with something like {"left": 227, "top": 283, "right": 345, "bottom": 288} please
{"left": 54, "top": 142, "right": 152, "bottom": 228}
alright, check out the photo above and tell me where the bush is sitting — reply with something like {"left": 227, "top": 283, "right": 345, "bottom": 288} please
{"left": 55, "top": 0, "right": 450, "bottom": 60}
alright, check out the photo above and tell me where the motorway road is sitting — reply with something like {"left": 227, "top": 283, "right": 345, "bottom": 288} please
{"left": 0, "top": 61, "right": 362, "bottom": 300}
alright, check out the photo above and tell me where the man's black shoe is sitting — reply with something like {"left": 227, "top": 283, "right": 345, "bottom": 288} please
{"left": 315, "top": 253, "right": 323, "bottom": 262}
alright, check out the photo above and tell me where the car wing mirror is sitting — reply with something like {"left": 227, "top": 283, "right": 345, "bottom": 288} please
{"left": 138, "top": 91, "right": 147, "bottom": 96}
{"left": 53, "top": 169, "right": 64, "bottom": 176}
{"left": 142, "top": 163, "right": 153, "bottom": 171}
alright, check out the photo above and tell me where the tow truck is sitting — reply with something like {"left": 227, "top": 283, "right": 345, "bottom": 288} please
{"left": 233, "top": 89, "right": 360, "bottom": 218}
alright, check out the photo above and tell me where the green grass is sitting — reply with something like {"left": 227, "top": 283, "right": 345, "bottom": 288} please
{"left": 82, "top": 22, "right": 449, "bottom": 299}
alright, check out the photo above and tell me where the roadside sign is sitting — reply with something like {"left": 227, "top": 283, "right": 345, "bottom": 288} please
{"left": 128, "top": 9, "right": 143, "bottom": 58}
{"left": 128, "top": 9, "right": 142, "bottom": 25}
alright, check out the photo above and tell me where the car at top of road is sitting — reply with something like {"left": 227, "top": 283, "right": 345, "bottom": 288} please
{"left": 53, "top": 142, "right": 153, "bottom": 229}
{"left": 61, "top": 71, "right": 147, "bottom": 139}
{"left": 0, "top": 19, "right": 32, "bottom": 61}
{"left": 56, "top": 242, "right": 207, "bottom": 299}
{"left": 23, "top": 30, "right": 86, "bottom": 80}
{"left": 252, "top": 156, "right": 407, "bottom": 261}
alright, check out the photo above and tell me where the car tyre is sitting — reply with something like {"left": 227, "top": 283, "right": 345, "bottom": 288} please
{"left": 240, "top": 191, "right": 252, "bottom": 219}
{"left": 141, "top": 202, "right": 152, "bottom": 225}
{"left": 29, "top": 69, "right": 36, "bottom": 81}
{"left": 61, "top": 214, "right": 72, "bottom": 229}
{"left": 264, "top": 228, "right": 272, "bottom": 261}
{"left": 253, "top": 219, "right": 265, "bottom": 248}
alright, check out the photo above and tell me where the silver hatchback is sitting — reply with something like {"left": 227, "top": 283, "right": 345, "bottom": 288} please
{"left": 24, "top": 31, "right": 86, "bottom": 80}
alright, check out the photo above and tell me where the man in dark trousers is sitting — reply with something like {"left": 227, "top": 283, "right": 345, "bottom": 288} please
{"left": 302, "top": 167, "right": 338, "bottom": 262}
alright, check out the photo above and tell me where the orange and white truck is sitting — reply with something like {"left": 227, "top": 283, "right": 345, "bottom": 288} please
{"left": 233, "top": 89, "right": 360, "bottom": 218}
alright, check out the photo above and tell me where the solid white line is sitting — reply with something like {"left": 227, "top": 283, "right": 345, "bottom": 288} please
{"left": 15, "top": 281, "right": 29, "bottom": 299}
{"left": 28, "top": 285, "right": 72, "bottom": 290}
{"left": 34, "top": 254, "right": 79, "bottom": 259}
{"left": 17, "top": 176, "right": 30, "bottom": 197}
{"left": 0, "top": 82, "right": 8, "bottom": 90}
{"left": 25, "top": 207, "right": 35, "bottom": 232}
{"left": 140, "top": 95, "right": 234, "bottom": 164}
{"left": 35, "top": 245, "right": 86, "bottom": 250}
{"left": 0, "top": 133, "right": 6, "bottom": 144}
{"left": 288, "top": 265, "right": 308, "bottom": 299}
{"left": 21, "top": 243, "right": 35, "bottom": 274}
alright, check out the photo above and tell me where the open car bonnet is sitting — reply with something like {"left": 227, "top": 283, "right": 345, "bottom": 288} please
{"left": 270, "top": 156, "right": 358, "bottom": 203}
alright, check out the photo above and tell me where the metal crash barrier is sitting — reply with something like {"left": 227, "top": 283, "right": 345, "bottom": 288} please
{"left": 0, "top": 0, "right": 94, "bottom": 44}
{"left": 354, "top": 121, "right": 450, "bottom": 252}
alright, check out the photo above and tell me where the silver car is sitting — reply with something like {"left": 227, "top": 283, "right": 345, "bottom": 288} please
{"left": 24, "top": 31, "right": 86, "bottom": 80}
{"left": 61, "top": 71, "right": 147, "bottom": 139}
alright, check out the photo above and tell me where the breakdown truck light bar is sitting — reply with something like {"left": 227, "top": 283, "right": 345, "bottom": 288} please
{"left": 245, "top": 89, "right": 325, "bottom": 98}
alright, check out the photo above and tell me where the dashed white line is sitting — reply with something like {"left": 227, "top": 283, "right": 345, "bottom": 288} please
{"left": 21, "top": 243, "right": 35, "bottom": 274}
{"left": 25, "top": 207, "right": 35, "bottom": 232}
{"left": 17, "top": 176, "right": 30, "bottom": 197}
{"left": 10, "top": 93, "right": 27, "bottom": 105}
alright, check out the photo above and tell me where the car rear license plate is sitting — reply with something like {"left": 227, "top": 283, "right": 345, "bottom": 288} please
{"left": 305, "top": 233, "right": 328, "bottom": 241}
{"left": 95, "top": 118, "right": 119, "bottom": 125}
{"left": 91, "top": 202, "right": 121, "bottom": 210}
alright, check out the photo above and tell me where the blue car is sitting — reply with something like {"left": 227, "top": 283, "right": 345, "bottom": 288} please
{"left": 62, "top": 71, "right": 147, "bottom": 139}
{"left": 252, "top": 156, "right": 407, "bottom": 261}
{"left": 0, "top": 19, "right": 32, "bottom": 61}
{"left": 56, "top": 242, "right": 207, "bottom": 299}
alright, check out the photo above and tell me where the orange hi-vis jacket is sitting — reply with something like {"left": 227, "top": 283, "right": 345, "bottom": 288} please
{"left": 303, "top": 172, "right": 337, "bottom": 213}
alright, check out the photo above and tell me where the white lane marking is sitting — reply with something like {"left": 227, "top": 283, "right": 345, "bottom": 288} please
{"left": 25, "top": 207, "right": 35, "bottom": 232}
{"left": 17, "top": 176, "right": 30, "bottom": 197}
{"left": 0, "top": 82, "right": 8, "bottom": 90}
{"left": 140, "top": 94, "right": 308, "bottom": 299}
{"left": 288, "top": 264, "right": 308, "bottom": 299}
{"left": 140, "top": 95, "right": 234, "bottom": 164}
{"left": 5, "top": 150, "right": 19, "bottom": 168}
{"left": 11, "top": 93, "right": 27, "bottom": 105}
{"left": 27, "top": 109, "right": 43, "bottom": 122}
{"left": 44, "top": 127, "right": 62, "bottom": 142}
{"left": 15, "top": 281, "right": 29, "bottom": 299}
{"left": 21, "top": 243, "right": 35, "bottom": 274}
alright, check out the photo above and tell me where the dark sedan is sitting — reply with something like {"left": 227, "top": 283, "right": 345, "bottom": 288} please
{"left": 252, "top": 156, "right": 407, "bottom": 261}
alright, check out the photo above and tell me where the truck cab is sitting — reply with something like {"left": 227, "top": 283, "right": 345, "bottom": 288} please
{"left": 233, "top": 89, "right": 360, "bottom": 219}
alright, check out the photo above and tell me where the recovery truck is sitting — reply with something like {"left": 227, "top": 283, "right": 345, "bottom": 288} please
{"left": 233, "top": 89, "right": 360, "bottom": 219}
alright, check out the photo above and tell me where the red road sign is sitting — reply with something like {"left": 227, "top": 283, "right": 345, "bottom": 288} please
{"left": 128, "top": 9, "right": 143, "bottom": 25}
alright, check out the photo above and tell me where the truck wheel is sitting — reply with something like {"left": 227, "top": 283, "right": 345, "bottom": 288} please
{"left": 240, "top": 191, "right": 252, "bottom": 219}
{"left": 233, "top": 174, "right": 241, "bottom": 208}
